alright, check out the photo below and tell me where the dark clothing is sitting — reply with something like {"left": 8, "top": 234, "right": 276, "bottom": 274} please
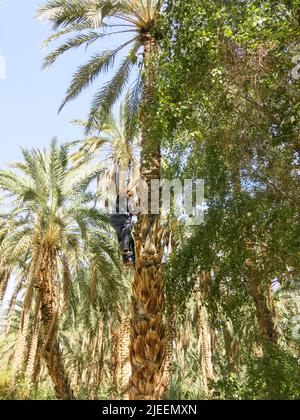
{"left": 109, "top": 194, "right": 135, "bottom": 259}
{"left": 109, "top": 214, "right": 134, "bottom": 254}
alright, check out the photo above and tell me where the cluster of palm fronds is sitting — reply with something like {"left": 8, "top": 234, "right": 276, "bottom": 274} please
{"left": 0, "top": 103, "right": 139, "bottom": 399}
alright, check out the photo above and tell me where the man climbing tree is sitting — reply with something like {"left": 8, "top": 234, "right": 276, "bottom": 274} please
{"left": 38, "top": 0, "right": 166, "bottom": 399}
{"left": 109, "top": 190, "right": 136, "bottom": 266}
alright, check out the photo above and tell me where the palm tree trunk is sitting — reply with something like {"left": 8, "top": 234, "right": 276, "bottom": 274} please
{"left": 25, "top": 320, "right": 40, "bottom": 381}
{"left": 129, "top": 36, "right": 165, "bottom": 400}
{"left": 196, "top": 301, "right": 214, "bottom": 397}
{"left": 13, "top": 277, "right": 34, "bottom": 376}
{"left": 0, "top": 270, "right": 9, "bottom": 305}
{"left": 96, "top": 325, "right": 105, "bottom": 392}
{"left": 36, "top": 247, "right": 74, "bottom": 400}
{"left": 110, "top": 321, "right": 121, "bottom": 398}
{"left": 32, "top": 334, "right": 43, "bottom": 387}
{"left": 195, "top": 277, "right": 214, "bottom": 397}
{"left": 119, "top": 313, "right": 131, "bottom": 399}
{"left": 13, "top": 313, "right": 31, "bottom": 376}
{"left": 110, "top": 314, "right": 131, "bottom": 399}
{"left": 182, "top": 314, "right": 191, "bottom": 371}
{"left": 161, "top": 310, "right": 176, "bottom": 395}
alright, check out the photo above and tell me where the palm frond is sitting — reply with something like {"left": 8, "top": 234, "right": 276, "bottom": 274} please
{"left": 43, "top": 31, "right": 104, "bottom": 68}
{"left": 87, "top": 40, "right": 140, "bottom": 132}
{"left": 59, "top": 38, "right": 137, "bottom": 112}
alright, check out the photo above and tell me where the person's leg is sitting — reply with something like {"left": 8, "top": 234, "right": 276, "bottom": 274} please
{"left": 129, "top": 235, "right": 135, "bottom": 261}
{"left": 109, "top": 215, "right": 135, "bottom": 264}
{"left": 119, "top": 220, "right": 133, "bottom": 254}
{"left": 109, "top": 215, "right": 128, "bottom": 251}
{"left": 120, "top": 221, "right": 135, "bottom": 264}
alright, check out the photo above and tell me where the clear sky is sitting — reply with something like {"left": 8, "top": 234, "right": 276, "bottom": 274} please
{"left": 0, "top": 0, "right": 126, "bottom": 167}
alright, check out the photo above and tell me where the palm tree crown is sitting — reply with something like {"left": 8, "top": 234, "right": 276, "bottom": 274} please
{"left": 70, "top": 98, "right": 140, "bottom": 197}
{"left": 37, "top": 0, "right": 162, "bottom": 131}
{"left": 0, "top": 141, "right": 116, "bottom": 264}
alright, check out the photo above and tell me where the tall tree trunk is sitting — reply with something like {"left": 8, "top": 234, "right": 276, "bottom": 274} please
{"left": 248, "top": 273, "right": 281, "bottom": 397}
{"left": 0, "top": 270, "right": 9, "bottom": 306}
{"left": 223, "top": 320, "right": 240, "bottom": 374}
{"left": 36, "top": 247, "right": 74, "bottom": 400}
{"left": 110, "top": 321, "right": 121, "bottom": 398}
{"left": 95, "top": 322, "right": 105, "bottom": 395}
{"left": 195, "top": 277, "right": 214, "bottom": 398}
{"left": 161, "top": 310, "right": 177, "bottom": 396}
{"left": 25, "top": 320, "right": 40, "bottom": 381}
{"left": 248, "top": 274, "right": 279, "bottom": 347}
{"left": 32, "top": 334, "right": 43, "bottom": 387}
{"left": 182, "top": 314, "right": 191, "bottom": 371}
{"left": 5, "top": 276, "right": 24, "bottom": 335}
{"left": 111, "top": 314, "right": 131, "bottom": 399}
{"left": 119, "top": 313, "right": 131, "bottom": 400}
{"left": 129, "top": 36, "right": 166, "bottom": 400}
{"left": 13, "top": 277, "right": 34, "bottom": 376}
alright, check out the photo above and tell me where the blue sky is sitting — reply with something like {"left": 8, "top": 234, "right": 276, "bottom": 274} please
{"left": 0, "top": 0, "right": 127, "bottom": 167}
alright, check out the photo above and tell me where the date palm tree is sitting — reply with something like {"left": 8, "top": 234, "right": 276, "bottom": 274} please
{"left": 38, "top": 0, "right": 166, "bottom": 399}
{"left": 70, "top": 98, "right": 140, "bottom": 193}
{"left": 0, "top": 140, "right": 121, "bottom": 399}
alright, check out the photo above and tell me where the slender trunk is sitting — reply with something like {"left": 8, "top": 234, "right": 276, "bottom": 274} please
{"left": 32, "top": 335, "right": 43, "bottom": 387}
{"left": 182, "top": 314, "right": 191, "bottom": 371}
{"left": 248, "top": 275, "right": 279, "bottom": 347}
{"left": 110, "top": 314, "right": 131, "bottom": 399}
{"left": 0, "top": 270, "right": 9, "bottom": 305}
{"left": 195, "top": 277, "right": 214, "bottom": 397}
{"left": 223, "top": 321, "right": 240, "bottom": 374}
{"left": 5, "top": 277, "right": 24, "bottom": 334}
{"left": 248, "top": 274, "right": 282, "bottom": 397}
{"left": 95, "top": 321, "right": 105, "bottom": 397}
{"left": 36, "top": 247, "right": 74, "bottom": 400}
{"left": 129, "top": 36, "right": 165, "bottom": 400}
{"left": 13, "top": 312, "right": 31, "bottom": 375}
{"left": 13, "top": 277, "right": 34, "bottom": 376}
{"left": 76, "top": 362, "right": 83, "bottom": 390}
{"left": 119, "top": 313, "right": 131, "bottom": 400}
{"left": 25, "top": 320, "right": 40, "bottom": 381}
{"left": 161, "top": 310, "right": 176, "bottom": 395}
{"left": 110, "top": 321, "right": 121, "bottom": 398}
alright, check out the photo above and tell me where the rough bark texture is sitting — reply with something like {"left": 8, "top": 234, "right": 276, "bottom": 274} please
{"left": 161, "top": 310, "right": 176, "bottom": 395}
{"left": 36, "top": 247, "right": 74, "bottom": 400}
{"left": 110, "top": 321, "right": 121, "bottom": 397}
{"left": 87, "top": 322, "right": 104, "bottom": 399}
{"left": 25, "top": 321, "right": 40, "bottom": 380}
{"left": 223, "top": 322, "right": 240, "bottom": 374}
{"left": 96, "top": 326, "right": 105, "bottom": 389}
{"left": 119, "top": 314, "right": 132, "bottom": 399}
{"left": 0, "top": 270, "right": 9, "bottom": 305}
{"left": 195, "top": 277, "right": 214, "bottom": 397}
{"left": 111, "top": 314, "right": 131, "bottom": 399}
{"left": 13, "top": 278, "right": 34, "bottom": 376}
{"left": 129, "top": 36, "right": 166, "bottom": 400}
{"left": 196, "top": 302, "right": 214, "bottom": 396}
{"left": 248, "top": 275, "right": 279, "bottom": 346}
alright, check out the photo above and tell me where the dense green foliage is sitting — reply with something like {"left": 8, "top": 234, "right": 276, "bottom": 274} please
{"left": 151, "top": 0, "right": 300, "bottom": 400}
